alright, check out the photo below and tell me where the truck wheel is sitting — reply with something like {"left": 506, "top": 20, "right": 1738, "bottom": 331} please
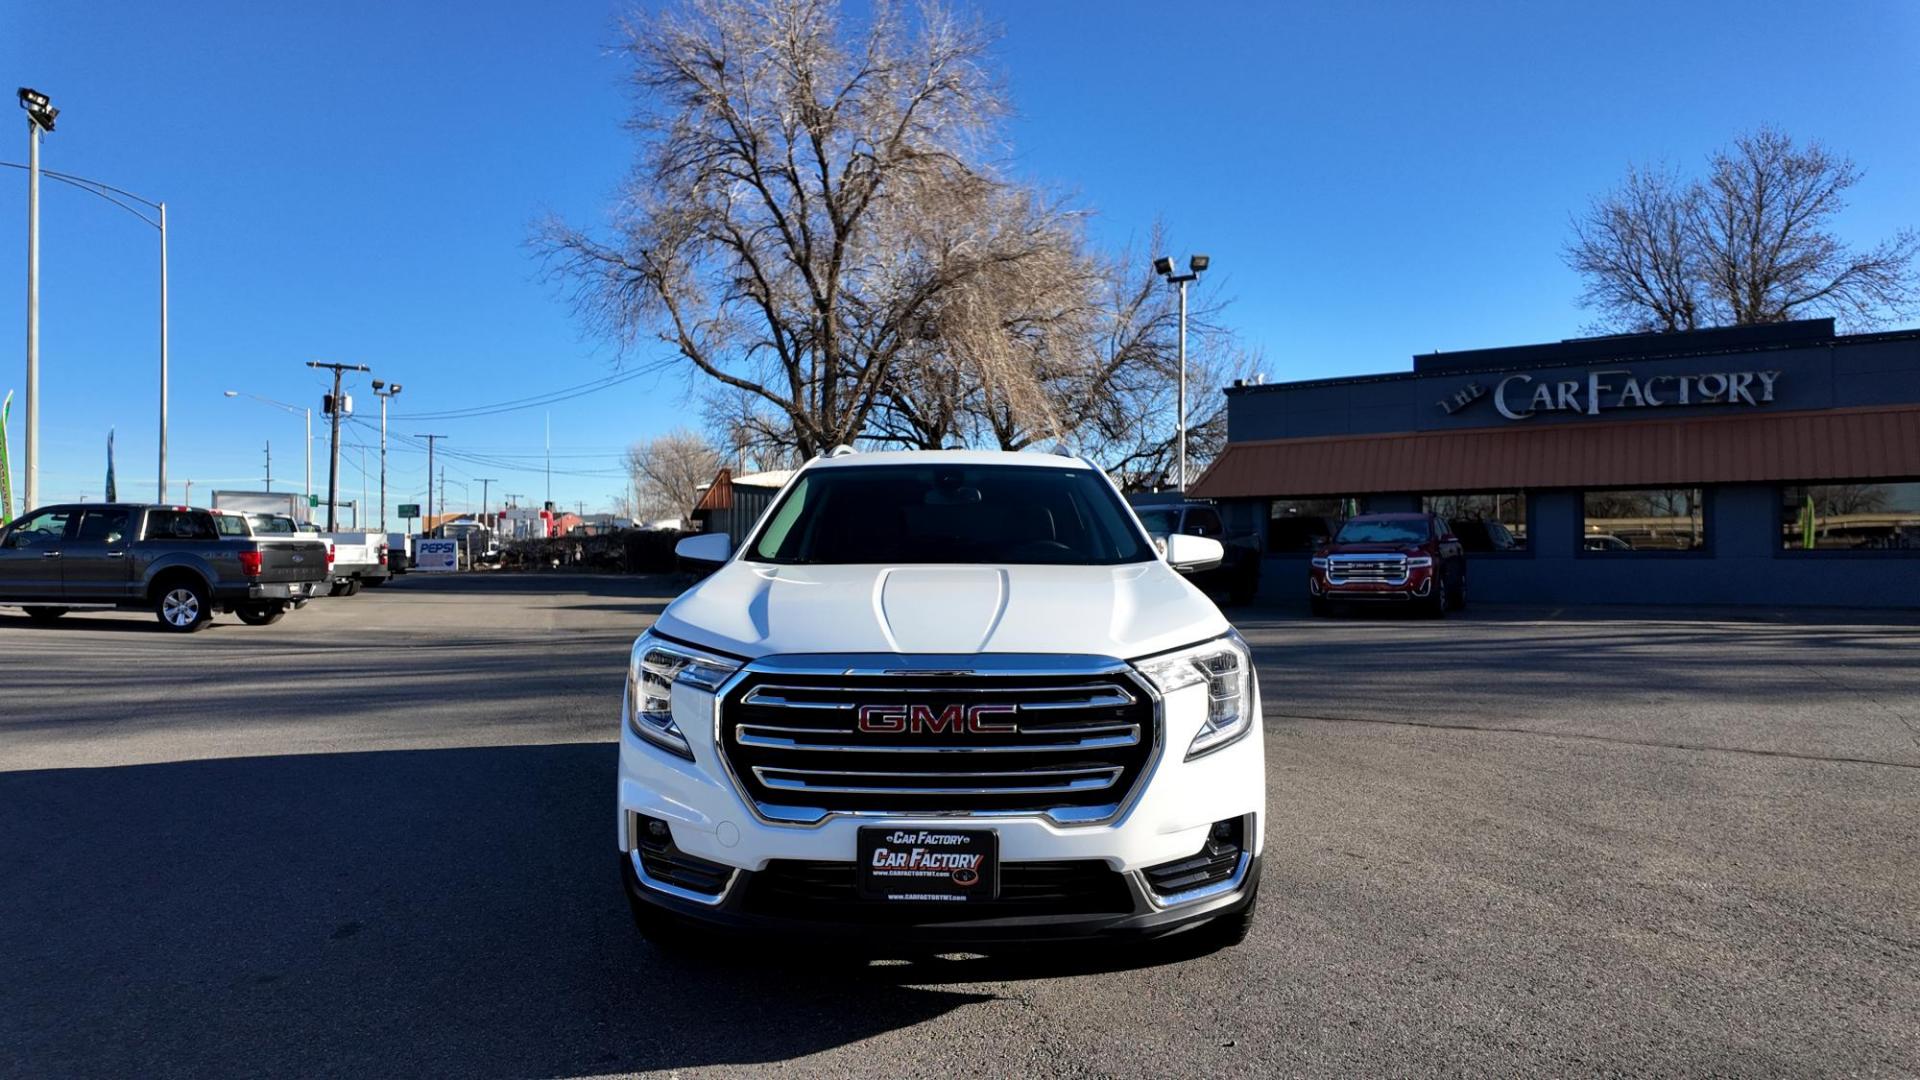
{"left": 1448, "top": 571, "right": 1468, "bottom": 611}
{"left": 23, "top": 606, "right": 68, "bottom": 623}
{"left": 1425, "top": 578, "right": 1449, "bottom": 618}
{"left": 236, "top": 603, "right": 287, "bottom": 626}
{"left": 155, "top": 581, "right": 212, "bottom": 633}
{"left": 342, "top": 578, "right": 363, "bottom": 597}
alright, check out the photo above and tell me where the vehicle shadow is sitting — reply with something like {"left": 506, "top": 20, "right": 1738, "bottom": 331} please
{"left": 0, "top": 743, "right": 1191, "bottom": 1078}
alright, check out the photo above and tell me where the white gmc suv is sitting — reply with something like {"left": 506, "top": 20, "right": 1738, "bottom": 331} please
{"left": 617, "top": 450, "right": 1264, "bottom": 950}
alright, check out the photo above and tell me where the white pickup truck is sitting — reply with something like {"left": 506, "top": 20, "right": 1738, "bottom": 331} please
{"left": 616, "top": 449, "right": 1264, "bottom": 953}
{"left": 290, "top": 524, "right": 390, "bottom": 595}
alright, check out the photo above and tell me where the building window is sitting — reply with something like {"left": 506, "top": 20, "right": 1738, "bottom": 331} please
{"left": 1267, "top": 498, "right": 1351, "bottom": 553}
{"left": 1422, "top": 493, "right": 1527, "bottom": 551}
{"left": 1582, "top": 489, "right": 1706, "bottom": 552}
{"left": 1781, "top": 481, "right": 1920, "bottom": 551}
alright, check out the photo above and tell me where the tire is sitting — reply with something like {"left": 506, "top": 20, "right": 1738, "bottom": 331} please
{"left": 1208, "top": 897, "right": 1259, "bottom": 949}
{"left": 1309, "top": 597, "right": 1332, "bottom": 617}
{"left": 23, "top": 606, "right": 68, "bottom": 623}
{"left": 235, "top": 603, "right": 287, "bottom": 626}
{"left": 154, "top": 579, "right": 212, "bottom": 633}
{"left": 342, "top": 578, "right": 363, "bottom": 597}
{"left": 1425, "top": 577, "right": 1448, "bottom": 618}
{"left": 1448, "top": 569, "right": 1468, "bottom": 611}
{"left": 329, "top": 582, "right": 349, "bottom": 598}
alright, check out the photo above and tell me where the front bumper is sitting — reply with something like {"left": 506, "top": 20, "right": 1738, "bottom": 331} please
{"left": 619, "top": 843, "right": 1260, "bottom": 946}
{"left": 615, "top": 655, "right": 1266, "bottom": 942}
{"left": 1309, "top": 568, "right": 1435, "bottom": 602}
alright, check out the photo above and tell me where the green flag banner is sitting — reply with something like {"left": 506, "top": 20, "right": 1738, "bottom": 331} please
{"left": 0, "top": 389, "right": 12, "bottom": 523}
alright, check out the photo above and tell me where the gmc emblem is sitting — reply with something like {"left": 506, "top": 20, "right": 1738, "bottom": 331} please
{"left": 857, "top": 703, "right": 1019, "bottom": 735}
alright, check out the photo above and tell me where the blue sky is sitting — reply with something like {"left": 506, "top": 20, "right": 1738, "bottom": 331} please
{"left": 4, "top": 0, "right": 1917, "bottom": 513}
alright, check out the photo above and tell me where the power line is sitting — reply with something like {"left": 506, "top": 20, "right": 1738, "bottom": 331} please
{"left": 387, "top": 367, "right": 654, "bottom": 421}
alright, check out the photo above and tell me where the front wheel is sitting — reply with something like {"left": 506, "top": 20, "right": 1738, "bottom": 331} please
{"left": 23, "top": 606, "right": 68, "bottom": 623}
{"left": 235, "top": 603, "right": 287, "bottom": 626}
{"left": 155, "top": 581, "right": 211, "bottom": 633}
{"left": 1448, "top": 570, "right": 1468, "bottom": 611}
{"left": 1424, "top": 577, "right": 1448, "bottom": 618}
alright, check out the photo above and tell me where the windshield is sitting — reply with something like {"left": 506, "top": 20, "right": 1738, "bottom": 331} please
{"left": 1335, "top": 518, "right": 1431, "bottom": 544}
{"left": 748, "top": 464, "right": 1153, "bottom": 566}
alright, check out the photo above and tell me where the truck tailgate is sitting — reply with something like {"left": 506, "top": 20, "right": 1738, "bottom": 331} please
{"left": 256, "top": 540, "right": 330, "bottom": 583}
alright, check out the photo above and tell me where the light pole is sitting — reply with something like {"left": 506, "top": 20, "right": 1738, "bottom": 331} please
{"left": 224, "top": 390, "right": 312, "bottom": 503}
{"left": 18, "top": 88, "right": 56, "bottom": 511}
{"left": 371, "top": 380, "right": 403, "bottom": 532}
{"left": 1152, "top": 253, "right": 1209, "bottom": 491}
{"left": 10, "top": 92, "right": 172, "bottom": 503}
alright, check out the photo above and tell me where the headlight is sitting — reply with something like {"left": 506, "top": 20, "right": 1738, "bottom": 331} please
{"left": 1133, "top": 631, "right": 1254, "bottom": 760}
{"left": 627, "top": 631, "right": 742, "bottom": 761}
{"left": 1310, "top": 556, "right": 1329, "bottom": 569}
{"left": 1406, "top": 556, "right": 1433, "bottom": 568}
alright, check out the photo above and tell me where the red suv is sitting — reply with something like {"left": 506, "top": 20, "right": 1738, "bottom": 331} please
{"left": 1308, "top": 512, "right": 1466, "bottom": 616}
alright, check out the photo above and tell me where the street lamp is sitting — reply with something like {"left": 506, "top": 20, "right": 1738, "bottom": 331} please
{"left": 224, "top": 390, "right": 312, "bottom": 505}
{"left": 18, "top": 88, "right": 55, "bottom": 511}
{"left": 1153, "top": 253, "right": 1210, "bottom": 490}
{"left": 12, "top": 89, "right": 172, "bottom": 505}
{"left": 371, "top": 380, "right": 403, "bottom": 532}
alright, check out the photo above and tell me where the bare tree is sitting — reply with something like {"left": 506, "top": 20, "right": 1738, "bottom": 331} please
{"left": 1568, "top": 129, "right": 1918, "bottom": 331}
{"left": 1567, "top": 165, "right": 1705, "bottom": 332}
{"left": 541, "top": 0, "right": 1089, "bottom": 457}
{"left": 627, "top": 429, "right": 725, "bottom": 525}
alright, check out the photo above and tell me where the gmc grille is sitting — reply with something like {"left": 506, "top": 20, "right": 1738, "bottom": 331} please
{"left": 718, "top": 668, "right": 1157, "bottom": 824}
{"left": 1326, "top": 554, "right": 1409, "bottom": 584}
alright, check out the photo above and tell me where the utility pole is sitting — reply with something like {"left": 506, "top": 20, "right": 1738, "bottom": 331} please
{"left": 265, "top": 440, "right": 272, "bottom": 492}
{"left": 360, "top": 447, "right": 368, "bottom": 529}
{"left": 415, "top": 433, "right": 446, "bottom": 532}
{"left": 156, "top": 200, "right": 168, "bottom": 501}
{"left": 307, "top": 360, "right": 370, "bottom": 530}
{"left": 439, "top": 468, "right": 447, "bottom": 523}
{"left": 476, "top": 478, "right": 498, "bottom": 530}
{"left": 20, "top": 88, "right": 57, "bottom": 512}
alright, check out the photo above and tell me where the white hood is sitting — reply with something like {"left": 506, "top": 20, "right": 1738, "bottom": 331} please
{"left": 654, "top": 560, "right": 1230, "bottom": 660}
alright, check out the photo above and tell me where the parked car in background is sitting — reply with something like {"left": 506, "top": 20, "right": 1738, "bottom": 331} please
{"left": 0, "top": 503, "right": 327, "bottom": 631}
{"left": 1583, "top": 533, "right": 1633, "bottom": 552}
{"left": 1309, "top": 511, "right": 1466, "bottom": 616}
{"left": 1131, "top": 500, "right": 1262, "bottom": 604}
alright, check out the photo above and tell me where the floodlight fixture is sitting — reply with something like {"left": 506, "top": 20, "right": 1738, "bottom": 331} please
{"left": 1151, "top": 256, "right": 1174, "bottom": 276}
{"left": 1188, "top": 254, "right": 1210, "bottom": 274}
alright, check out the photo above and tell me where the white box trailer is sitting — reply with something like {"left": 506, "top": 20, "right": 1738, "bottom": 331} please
{"left": 210, "top": 490, "right": 308, "bottom": 523}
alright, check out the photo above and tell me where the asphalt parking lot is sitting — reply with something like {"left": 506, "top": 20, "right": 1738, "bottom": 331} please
{"left": 3, "top": 574, "right": 1917, "bottom": 1077}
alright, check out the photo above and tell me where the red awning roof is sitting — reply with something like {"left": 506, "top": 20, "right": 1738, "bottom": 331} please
{"left": 1188, "top": 404, "right": 1920, "bottom": 498}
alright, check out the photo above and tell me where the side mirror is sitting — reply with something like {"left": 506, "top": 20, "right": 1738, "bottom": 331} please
{"left": 675, "top": 532, "right": 733, "bottom": 565}
{"left": 1441, "top": 534, "right": 1458, "bottom": 544}
{"left": 1164, "top": 533, "right": 1224, "bottom": 574}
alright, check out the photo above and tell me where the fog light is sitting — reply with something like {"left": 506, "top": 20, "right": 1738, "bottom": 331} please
{"left": 1144, "top": 815, "right": 1249, "bottom": 901}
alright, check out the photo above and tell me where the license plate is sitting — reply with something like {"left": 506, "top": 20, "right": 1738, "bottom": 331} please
{"left": 857, "top": 827, "right": 998, "bottom": 902}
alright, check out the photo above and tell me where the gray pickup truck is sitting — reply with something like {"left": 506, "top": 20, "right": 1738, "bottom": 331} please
{"left": 0, "top": 503, "right": 329, "bottom": 632}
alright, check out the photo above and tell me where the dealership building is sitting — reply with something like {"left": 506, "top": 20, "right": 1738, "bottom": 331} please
{"left": 1189, "top": 319, "right": 1920, "bottom": 607}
